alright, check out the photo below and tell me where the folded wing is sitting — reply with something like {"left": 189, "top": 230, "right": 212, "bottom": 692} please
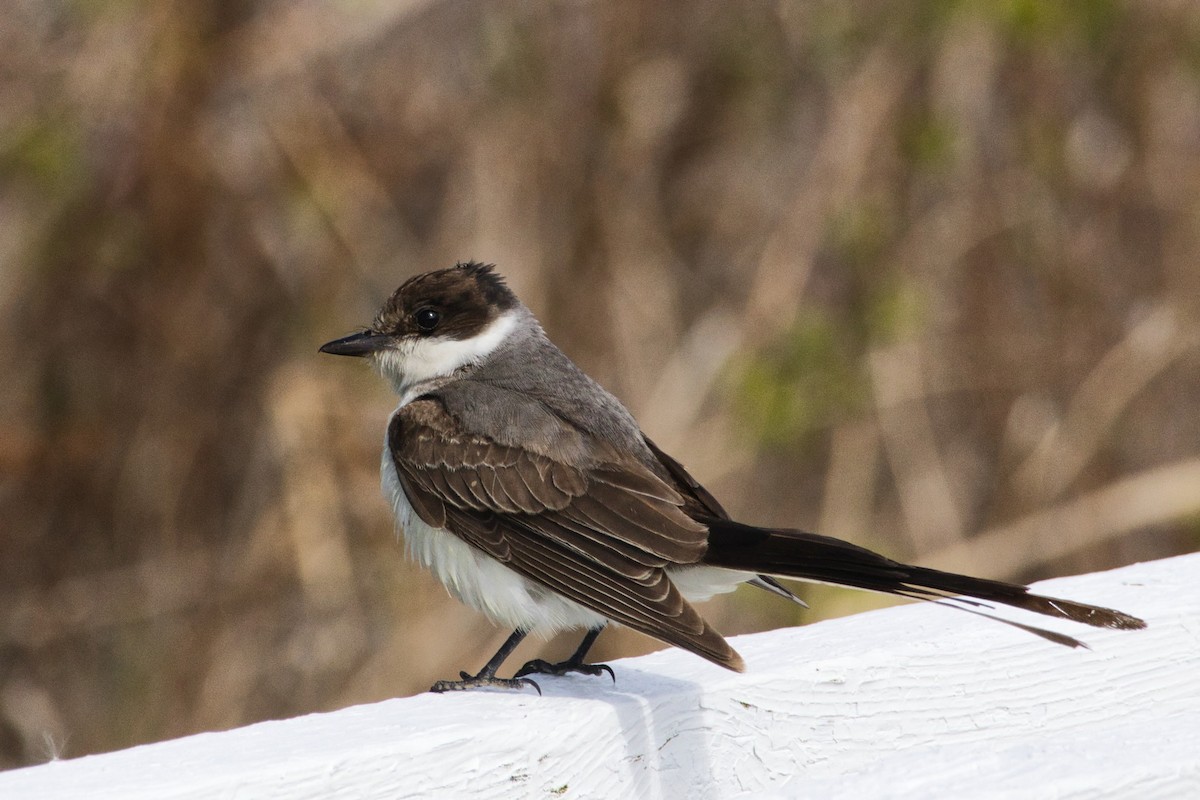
{"left": 389, "top": 398, "right": 744, "bottom": 671}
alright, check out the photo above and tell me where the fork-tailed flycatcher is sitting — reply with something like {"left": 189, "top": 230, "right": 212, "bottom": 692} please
{"left": 320, "top": 262, "right": 1145, "bottom": 693}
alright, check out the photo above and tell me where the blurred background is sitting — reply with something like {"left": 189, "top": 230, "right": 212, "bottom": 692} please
{"left": 3, "top": 0, "right": 1200, "bottom": 768}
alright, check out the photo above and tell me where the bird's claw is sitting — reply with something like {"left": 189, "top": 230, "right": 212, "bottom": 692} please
{"left": 514, "top": 658, "right": 616, "bottom": 683}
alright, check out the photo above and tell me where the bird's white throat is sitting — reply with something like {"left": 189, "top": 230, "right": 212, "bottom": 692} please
{"left": 374, "top": 310, "right": 520, "bottom": 401}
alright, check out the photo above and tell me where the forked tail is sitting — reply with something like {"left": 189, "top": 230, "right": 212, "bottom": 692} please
{"left": 703, "top": 518, "right": 1146, "bottom": 631}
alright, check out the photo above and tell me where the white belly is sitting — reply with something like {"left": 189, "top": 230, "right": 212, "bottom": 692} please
{"left": 381, "top": 437, "right": 748, "bottom": 634}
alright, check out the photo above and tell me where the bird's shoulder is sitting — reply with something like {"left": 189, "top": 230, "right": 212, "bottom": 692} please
{"left": 389, "top": 394, "right": 671, "bottom": 498}
{"left": 399, "top": 391, "right": 724, "bottom": 521}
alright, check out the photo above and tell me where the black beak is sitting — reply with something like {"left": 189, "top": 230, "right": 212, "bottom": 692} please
{"left": 318, "top": 331, "right": 391, "bottom": 357}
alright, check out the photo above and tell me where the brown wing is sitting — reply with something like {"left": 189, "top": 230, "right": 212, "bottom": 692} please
{"left": 643, "top": 435, "right": 731, "bottom": 521}
{"left": 389, "top": 398, "right": 743, "bottom": 671}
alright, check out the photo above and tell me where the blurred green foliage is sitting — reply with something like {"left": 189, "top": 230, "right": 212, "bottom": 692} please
{"left": 736, "top": 311, "right": 865, "bottom": 449}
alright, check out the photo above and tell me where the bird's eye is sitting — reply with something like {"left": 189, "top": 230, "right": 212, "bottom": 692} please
{"left": 414, "top": 307, "right": 441, "bottom": 332}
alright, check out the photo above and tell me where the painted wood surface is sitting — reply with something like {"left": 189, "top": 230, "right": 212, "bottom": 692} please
{"left": 2, "top": 554, "right": 1194, "bottom": 799}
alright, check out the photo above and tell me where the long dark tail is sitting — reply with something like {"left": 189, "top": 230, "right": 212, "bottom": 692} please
{"left": 704, "top": 519, "right": 1146, "bottom": 632}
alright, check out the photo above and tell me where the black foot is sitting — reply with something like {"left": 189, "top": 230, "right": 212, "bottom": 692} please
{"left": 514, "top": 658, "right": 616, "bottom": 682}
{"left": 429, "top": 670, "right": 542, "bottom": 695}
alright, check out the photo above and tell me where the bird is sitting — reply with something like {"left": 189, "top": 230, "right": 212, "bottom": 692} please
{"left": 319, "top": 261, "right": 1146, "bottom": 694}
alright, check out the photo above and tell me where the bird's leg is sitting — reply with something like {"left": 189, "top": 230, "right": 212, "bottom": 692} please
{"left": 430, "top": 629, "right": 542, "bottom": 695}
{"left": 514, "top": 626, "right": 614, "bottom": 682}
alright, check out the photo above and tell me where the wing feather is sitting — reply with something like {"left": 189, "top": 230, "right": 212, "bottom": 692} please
{"left": 443, "top": 505, "right": 737, "bottom": 667}
{"left": 388, "top": 398, "right": 741, "bottom": 671}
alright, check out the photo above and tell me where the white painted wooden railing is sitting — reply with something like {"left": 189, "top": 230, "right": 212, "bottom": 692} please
{"left": 2, "top": 554, "right": 1197, "bottom": 799}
